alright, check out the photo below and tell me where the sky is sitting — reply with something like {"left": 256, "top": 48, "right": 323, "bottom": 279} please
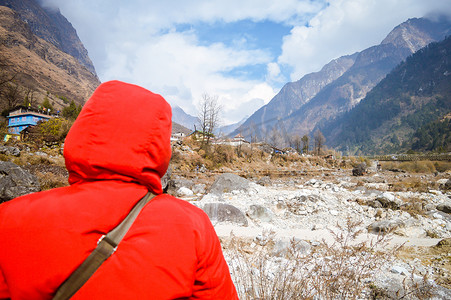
{"left": 42, "top": 0, "right": 451, "bottom": 125}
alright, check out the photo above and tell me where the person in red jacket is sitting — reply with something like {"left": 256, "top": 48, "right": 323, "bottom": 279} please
{"left": 0, "top": 80, "right": 238, "bottom": 299}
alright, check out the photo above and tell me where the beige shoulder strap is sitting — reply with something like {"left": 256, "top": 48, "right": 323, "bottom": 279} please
{"left": 53, "top": 192, "right": 155, "bottom": 300}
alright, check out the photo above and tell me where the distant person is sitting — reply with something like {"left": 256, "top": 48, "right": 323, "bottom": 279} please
{"left": 0, "top": 80, "right": 238, "bottom": 299}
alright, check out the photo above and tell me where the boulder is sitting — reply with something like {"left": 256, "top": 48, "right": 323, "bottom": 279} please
{"left": 165, "top": 176, "right": 193, "bottom": 195}
{"left": 352, "top": 163, "right": 367, "bottom": 176}
{"left": 209, "top": 173, "right": 250, "bottom": 195}
{"left": 367, "top": 199, "right": 383, "bottom": 208}
{"left": 436, "top": 238, "right": 451, "bottom": 248}
{"left": 272, "top": 239, "right": 311, "bottom": 257}
{"left": 202, "top": 203, "right": 248, "bottom": 226}
{"left": 256, "top": 176, "right": 271, "bottom": 186}
{"left": 176, "top": 187, "right": 194, "bottom": 197}
{"left": 0, "top": 161, "right": 40, "bottom": 203}
{"left": 438, "top": 178, "right": 451, "bottom": 190}
{"left": 446, "top": 179, "right": 451, "bottom": 190}
{"left": 191, "top": 184, "right": 206, "bottom": 195}
{"left": 247, "top": 205, "right": 273, "bottom": 222}
{"left": 368, "top": 219, "right": 403, "bottom": 233}
{"left": 390, "top": 265, "right": 409, "bottom": 275}
{"left": 437, "top": 202, "right": 451, "bottom": 214}
{"left": 161, "top": 166, "right": 172, "bottom": 191}
{"left": 376, "top": 192, "right": 403, "bottom": 210}
{"left": 0, "top": 146, "right": 20, "bottom": 157}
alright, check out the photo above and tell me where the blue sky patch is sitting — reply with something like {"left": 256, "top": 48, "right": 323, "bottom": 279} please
{"left": 177, "top": 19, "right": 292, "bottom": 58}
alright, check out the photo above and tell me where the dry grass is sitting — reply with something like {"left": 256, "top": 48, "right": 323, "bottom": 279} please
{"left": 396, "top": 242, "right": 451, "bottom": 290}
{"left": 33, "top": 170, "right": 68, "bottom": 190}
{"left": 399, "top": 197, "right": 426, "bottom": 217}
{"left": 381, "top": 161, "right": 451, "bottom": 174}
{"left": 388, "top": 177, "right": 439, "bottom": 193}
{"left": 0, "top": 143, "right": 68, "bottom": 190}
{"left": 224, "top": 219, "right": 404, "bottom": 299}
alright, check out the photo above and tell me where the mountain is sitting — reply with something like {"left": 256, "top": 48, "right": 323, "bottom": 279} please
{"left": 218, "top": 116, "right": 248, "bottom": 137}
{"left": 172, "top": 121, "right": 192, "bottom": 136}
{"left": 0, "top": 0, "right": 96, "bottom": 74}
{"left": 172, "top": 106, "right": 198, "bottom": 130}
{"left": 232, "top": 53, "right": 358, "bottom": 139}
{"left": 234, "top": 17, "right": 451, "bottom": 145}
{"left": 321, "top": 36, "right": 451, "bottom": 155}
{"left": 0, "top": 2, "right": 100, "bottom": 111}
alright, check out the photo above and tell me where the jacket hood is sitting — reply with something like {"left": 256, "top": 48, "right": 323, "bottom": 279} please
{"left": 64, "top": 80, "right": 172, "bottom": 194}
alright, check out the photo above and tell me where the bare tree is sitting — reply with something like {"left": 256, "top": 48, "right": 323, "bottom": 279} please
{"left": 301, "top": 135, "right": 309, "bottom": 154}
{"left": 0, "top": 53, "right": 18, "bottom": 113}
{"left": 3, "top": 83, "right": 23, "bottom": 111}
{"left": 0, "top": 53, "right": 15, "bottom": 88}
{"left": 291, "top": 135, "right": 302, "bottom": 153}
{"left": 24, "top": 87, "right": 36, "bottom": 107}
{"left": 268, "top": 124, "right": 285, "bottom": 149}
{"left": 249, "top": 121, "right": 258, "bottom": 153}
{"left": 313, "top": 129, "right": 325, "bottom": 155}
{"left": 197, "top": 93, "right": 221, "bottom": 149}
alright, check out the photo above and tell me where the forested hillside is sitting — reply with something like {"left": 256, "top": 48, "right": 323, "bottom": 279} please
{"left": 322, "top": 36, "right": 451, "bottom": 155}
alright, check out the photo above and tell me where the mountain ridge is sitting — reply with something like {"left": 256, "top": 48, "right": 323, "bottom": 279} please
{"left": 0, "top": 4, "right": 100, "bottom": 110}
{"left": 321, "top": 36, "right": 451, "bottom": 155}
{"left": 233, "top": 53, "right": 358, "bottom": 139}
{"left": 234, "top": 17, "right": 451, "bottom": 145}
{"left": 0, "top": 0, "right": 97, "bottom": 75}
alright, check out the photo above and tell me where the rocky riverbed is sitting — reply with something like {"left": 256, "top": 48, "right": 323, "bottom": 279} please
{"left": 170, "top": 168, "right": 451, "bottom": 299}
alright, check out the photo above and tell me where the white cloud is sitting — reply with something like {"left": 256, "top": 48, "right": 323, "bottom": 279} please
{"left": 99, "top": 30, "right": 273, "bottom": 123}
{"left": 43, "top": 0, "right": 451, "bottom": 124}
{"left": 266, "top": 62, "right": 286, "bottom": 83}
{"left": 43, "top": 0, "right": 322, "bottom": 124}
{"left": 278, "top": 0, "right": 451, "bottom": 80}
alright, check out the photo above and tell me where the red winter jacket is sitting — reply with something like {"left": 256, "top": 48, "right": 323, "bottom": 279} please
{"left": 0, "top": 81, "right": 238, "bottom": 299}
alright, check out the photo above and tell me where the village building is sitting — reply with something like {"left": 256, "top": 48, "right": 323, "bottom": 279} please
{"left": 5, "top": 106, "right": 53, "bottom": 141}
{"left": 171, "top": 132, "right": 187, "bottom": 142}
{"left": 171, "top": 122, "right": 193, "bottom": 143}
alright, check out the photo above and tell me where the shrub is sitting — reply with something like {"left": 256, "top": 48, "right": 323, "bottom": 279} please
{"left": 62, "top": 100, "right": 82, "bottom": 120}
{"left": 399, "top": 161, "right": 436, "bottom": 173}
{"left": 225, "top": 219, "right": 400, "bottom": 299}
{"left": 34, "top": 170, "right": 68, "bottom": 190}
{"left": 210, "top": 144, "right": 235, "bottom": 166}
{"left": 26, "top": 118, "right": 72, "bottom": 146}
{"left": 434, "top": 161, "right": 451, "bottom": 173}
{"left": 382, "top": 161, "right": 438, "bottom": 173}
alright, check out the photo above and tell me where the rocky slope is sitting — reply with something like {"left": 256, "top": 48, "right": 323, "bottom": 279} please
{"left": 235, "top": 17, "right": 451, "bottom": 144}
{"left": 0, "top": 4, "right": 100, "bottom": 108}
{"left": 233, "top": 53, "right": 357, "bottom": 139}
{"left": 172, "top": 106, "right": 198, "bottom": 130}
{"left": 0, "top": 0, "right": 96, "bottom": 74}
{"left": 321, "top": 35, "right": 451, "bottom": 155}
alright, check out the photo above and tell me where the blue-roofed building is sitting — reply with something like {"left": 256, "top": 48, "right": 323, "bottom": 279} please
{"left": 6, "top": 106, "right": 53, "bottom": 139}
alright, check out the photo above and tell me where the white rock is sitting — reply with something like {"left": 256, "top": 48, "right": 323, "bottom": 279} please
{"left": 312, "top": 223, "right": 324, "bottom": 230}
{"left": 429, "top": 190, "right": 442, "bottom": 195}
{"left": 177, "top": 187, "right": 194, "bottom": 196}
{"left": 329, "top": 210, "right": 339, "bottom": 216}
{"left": 391, "top": 266, "right": 409, "bottom": 275}
{"left": 433, "top": 213, "right": 443, "bottom": 219}
{"left": 381, "top": 192, "right": 395, "bottom": 202}
{"left": 437, "top": 179, "right": 448, "bottom": 185}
